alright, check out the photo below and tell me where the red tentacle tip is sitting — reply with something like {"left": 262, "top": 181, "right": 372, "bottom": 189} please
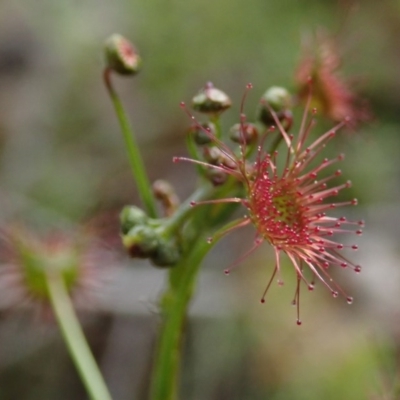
{"left": 224, "top": 269, "right": 230, "bottom": 275}
{"left": 296, "top": 319, "right": 302, "bottom": 326}
{"left": 172, "top": 157, "right": 179, "bottom": 163}
{"left": 260, "top": 298, "right": 265, "bottom": 304}
{"left": 179, "top": 101, "right": 185, "bottom": 108}
{"left": 189, "top": 201, "right": 196, "bottom": 207}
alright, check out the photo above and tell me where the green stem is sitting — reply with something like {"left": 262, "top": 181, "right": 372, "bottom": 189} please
{"left": 103, "top": 68, "right": 158, "bottom": 218}
{"left": 149, "top": 236, "right": 214, "bottom": 400}
{"left": 46, "top": 271, "right": 113, "bottom": 400}
{"left": 162, "top": 184, "right": 215, "bottom": 236}
{"left": 150, "top": 177, "right": 242, "bottom": 400}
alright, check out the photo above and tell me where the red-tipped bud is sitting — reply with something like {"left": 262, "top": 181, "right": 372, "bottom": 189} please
{"left": 192, "top": 82, "right": 232, "bottom": 114}
{"left": 204, "top": 146, "right": 236, "bottom": 169}
{"left": 187, "top": 122, "right": 216, "bottom": 145}
{"left": 104, "top": 34, "right": 142, "bottom": 76}
{"left": 229, "top": 122, "right": 258, "bottom": 144}
{"left": 206, "top": 168, "right": 228, "bottom": 186}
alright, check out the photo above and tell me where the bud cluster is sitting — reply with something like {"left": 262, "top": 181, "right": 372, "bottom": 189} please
{"left": 120, "top": 206, "right": 181, "bottom": 267}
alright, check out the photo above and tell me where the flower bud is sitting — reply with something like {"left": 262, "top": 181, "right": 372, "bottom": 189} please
{"left": 263, "top": 86, "right": 292, "bottom": 111}
{"left": 122, "top": 225, "right": 159, "bottom": 258}
{"left": 104, "top": 33, "right": 142, "bottom": 76}
{"left": 257, "top": 86, "right": 292, "bottom": 127}
{"left": 150, "top": 238, "right": 181, "bottom": 267}
{"left": 229, "top": 123, "right": 258, "bottom": 144}
{"left": 187, "top": 122, "right": 216, "bottom": 145}
{"left": 206, "top": 168, "right": 228, "bottom": 186}
{"left": 153, "top": 180, "right": 179, "bottom": 217}
{"left": 204, "top": 146, "right": 236, "bottom": 169}
{"left": 120, "top": 206, "right": 148, "bottom": 235}
{"left": 192, "top": 82, "right": 232, "bottom": 114}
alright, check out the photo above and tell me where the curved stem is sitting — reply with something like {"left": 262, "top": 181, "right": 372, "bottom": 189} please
{"left": 103, "top": 68, "right": 158, "bottom": 218}
{"left": 45, "top": 271, "right": 112, "bottom": 400}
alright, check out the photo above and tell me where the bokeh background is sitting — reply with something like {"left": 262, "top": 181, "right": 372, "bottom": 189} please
{"left": 0, "top": 0, "right": 399, "bottom": 399}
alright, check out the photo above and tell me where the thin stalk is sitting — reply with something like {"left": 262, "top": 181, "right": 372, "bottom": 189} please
{"left": 103, "top": 68, "right": 157, "bottom": 218}
{"left": 150, "top": 177, "right": 242, "bottom": 400}
{"left": 149, "top": 236, "right": 214, "bottom": 400}
{"left": 162, "top": 184, "right": 215, "bottom": 236}
{"left": 46, "top": 271, "right": 112, "bottom": 400}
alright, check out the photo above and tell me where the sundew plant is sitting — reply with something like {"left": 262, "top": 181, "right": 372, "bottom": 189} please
{"left": 105, "top": 33, "right": 364, "bottom": 399}
{"left": 0, "top": 32, "right": 368, "bottom": 400}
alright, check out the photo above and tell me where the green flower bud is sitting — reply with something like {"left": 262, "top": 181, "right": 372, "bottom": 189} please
{"left": 104, "top": 33, "right": 142, "bottom": 76}
{"left": 263, "top": 86, "right": 292, "bottom": 111}
{"left": 187, "top": 122, "right": 216, "bottom": 145}
{"left": 229, "top": 122, "right": 258, "bottom": 144}
{"left": 150, "top": 238, "right": 181, "bottom": 267}
{"left": 120, "top": 206, "right": 148, "bottom": 235}
{"left": 257, "top": 86, "right": 292, "bottom": 127}
{"left": 204, "top": 146, "right": 236, "bottom": 169}
{"left": 206, "top": 168, "right": 228, "bottom": 186}
{"left": 122, "top": 225, "right": 159, "bottom": 258}
{"left": 192, "top": 82, "right": 232, "bottom": 114}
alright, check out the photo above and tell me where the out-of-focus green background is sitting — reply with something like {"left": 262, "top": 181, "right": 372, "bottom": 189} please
{"left": 0, "top": 1, "right": 399, "bottom": 399}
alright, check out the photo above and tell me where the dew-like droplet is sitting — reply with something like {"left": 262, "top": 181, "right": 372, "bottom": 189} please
{"left": 354, "top": 265, "right": 362, "bottom": 273}
{"left": 190, "top": 201, "right": 196, "bottom": 206}
{"left": 340, "top": 262, "right": 347, "bottom": 268}
{"left": 172, "top": 157, "right": 179, "bottom": 163}
{"left": 346, "top": 296, "right": 353, "bottom": 305}
{"left": 206, "top": 237, "right": 213, "bottom": 244}
{"left": 332, "top": 291, "right": 339, "bottom": 298}
{"left": 260, "top": 298, "right": 265, "bottom": 304}
{"left": 224, "top": 269, "right": 230, "bottom": 275}
{"left": 308, "top": 284, "right": 314, "bottom": 291}
{"left": 246, "top": 83, "right": 253, "bottom": 89}
{"left": 277, "top": 279, "right": 284, "bottom": 287}
{"left": 352, "top": 245, "right": 358, "bottom": 250}
{"left": 180, "top": 101, "right": 185, "bottom": 108}
{"left": 296, "top": 319, "right": 302, "bottom": 326}
{"left": 291, "top": 300, "right": 297, "bottom": 306}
